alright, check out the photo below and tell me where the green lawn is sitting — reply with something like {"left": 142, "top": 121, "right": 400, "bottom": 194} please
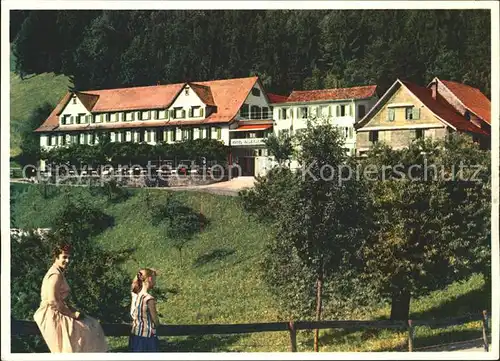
{"left": 10, "top": 71, "right": 72, "bottom": 157}
{"left": 10, "top": 183, "right": 491, "bottom": 352}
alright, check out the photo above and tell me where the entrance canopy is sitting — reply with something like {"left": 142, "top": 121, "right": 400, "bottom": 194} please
{"left": 230, "top": 124, "right": 273, "bottom": 132}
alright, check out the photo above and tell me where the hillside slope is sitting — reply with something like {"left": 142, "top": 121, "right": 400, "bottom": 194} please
{"left": 10, "top": 183, "right": 490, "bottom": 352}
{"left": 10, "top": 71, "right": 72, "bottom": 156}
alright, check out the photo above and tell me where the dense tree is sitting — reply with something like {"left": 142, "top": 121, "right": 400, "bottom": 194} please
{"left": 16, "top": 102, "right": 52, "bottom": 171}
{"left": 12, "top": 10, "right": 491, "bottom": 96}
{"left": 360, "top": 135, "right": 491, "bottom": 320}
{"left": 242, "top": 119, "right": 371, "bottom": 351}
{"left": 263, "top": 132, "right": 293, "bottom": 166}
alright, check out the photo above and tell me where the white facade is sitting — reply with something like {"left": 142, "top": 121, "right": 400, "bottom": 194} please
{"left": 272, "top": 97, "right": 378, "bottom": 159}
{"left": 235, "top": 82, "right": 273, "bottom": 121}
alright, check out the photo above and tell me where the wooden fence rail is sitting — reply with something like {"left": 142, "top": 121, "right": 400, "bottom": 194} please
{"left": 11, "top": 310, "right": 489, "bottom": 352}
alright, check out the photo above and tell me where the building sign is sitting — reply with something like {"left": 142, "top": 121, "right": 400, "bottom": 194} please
{"left": 230, "top": 138, "right": 265, "bottom": 146}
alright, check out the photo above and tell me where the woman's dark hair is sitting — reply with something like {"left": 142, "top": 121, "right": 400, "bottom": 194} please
{"left": 52, "top": 243, "right": 72, "bottom": 259}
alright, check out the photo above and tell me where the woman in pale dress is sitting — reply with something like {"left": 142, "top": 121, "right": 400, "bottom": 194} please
{"left": 33, "top": 243, "right": 108, "bottom": 352}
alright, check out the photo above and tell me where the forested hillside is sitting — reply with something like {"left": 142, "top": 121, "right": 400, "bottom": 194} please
{"left": 10, "top": 10, "right": 491, "bottom": 96}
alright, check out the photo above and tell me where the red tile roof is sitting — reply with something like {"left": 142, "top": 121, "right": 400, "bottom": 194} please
{"left": 36, "top": 76, "right": 260, "bottom": 132}
{"left": 75, "top": 92, "right": 100, "bottom": 112}
{"left": 286, "top": 85, "right": 377, "bottom": 103}
{"left": 37, "top": 92, "right": 72, "bottom": 131}
{"left": 267, "top": 93, "right": 289, "bottom": 103}
{"left": 438, "top": 79, "right": 491, "bottom": 125}
{"left": 402, "top": 81, "right": 488, "bottom": 136}
{"left": 189, "top": 83, "right": 216, "bottom": 107}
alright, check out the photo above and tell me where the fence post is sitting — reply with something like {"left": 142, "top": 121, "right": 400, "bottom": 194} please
{"left": 407, "top": 320, "right": 414, "bottom": 352}
{"left": 288, "top": 321, "right": 297, "bottom": 352}
{"left": 482, "top": 310, "right": 489, "bottom": 352}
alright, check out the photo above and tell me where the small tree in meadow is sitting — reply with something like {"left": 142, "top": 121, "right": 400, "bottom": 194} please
{"left": 242, "top": 119, "right": 371, "bottom": 351}
{"left": 360, "top": 135, "right": 491, "bottom": 320}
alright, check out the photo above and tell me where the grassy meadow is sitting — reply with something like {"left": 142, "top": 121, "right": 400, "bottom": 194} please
{"left": 10, "top": 183, "right": 491, "bottom": 352}
{"left": 10, "top": 70, "right": 72, "bottom": 157}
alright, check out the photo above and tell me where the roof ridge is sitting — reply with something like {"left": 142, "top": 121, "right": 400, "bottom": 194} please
{"left": 290, "top": 85, "right": 376, "bottom": 93}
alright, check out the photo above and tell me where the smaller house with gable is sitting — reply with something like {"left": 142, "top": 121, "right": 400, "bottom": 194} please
{"left": 355, "top": 78, "right": 490, "bottom": 155}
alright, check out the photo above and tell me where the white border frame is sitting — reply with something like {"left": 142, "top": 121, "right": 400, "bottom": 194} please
{"left": 2, "top": 1, "right": 498, "bottom": 360}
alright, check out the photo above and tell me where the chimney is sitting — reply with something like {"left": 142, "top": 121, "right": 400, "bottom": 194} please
{"left": 430, "top": 80, "right": 438, "bottom": 100}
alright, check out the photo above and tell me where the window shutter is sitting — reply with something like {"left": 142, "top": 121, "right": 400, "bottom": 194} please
{"left": 316, "top": 106, "right": 320, "bottom": 117}
{"left": 181, "top": 109, "right": 186, "bottom": 118}
{"left": 336, "top": 106, "right": 340, "bottom": 117}
{"left": 413, "top": 108, "right": 420, "bottom": 120}
{"left": 388, "top": 108, "right": 395, "bottom": 121}
{"left": 217, "top": 127, "right": 222, "bottom": 140}
{"left": 189, "top": 108, "right": 194, "bottom": 118}
{"left": 200, "top": 108, "right": 205, "bottom": 118}
{"left": 146, "top": 130, "right": 151, "bottom": 142}
{"left": 328, "top": 106, "right": 332, "bottom": 117}
{"left": 349, "top": 104, "right": 353, "bottom": 116}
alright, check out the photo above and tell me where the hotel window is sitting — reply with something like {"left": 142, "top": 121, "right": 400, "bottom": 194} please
{"left": 251, "top": 88, "right": 261, "bottom": 97}
{"left": 369, "top": 130, "right": 379, "bottom": 143}
{"left": 61, "top": 115, "right": 69, "bottom": 125}
{"left": 60, "top": 135, "right": 66, "bottom": 145}
{"left": 190, "top": 106, "right": 201, "bottom": 118}
{"left": 299, "top": 107, "right": 308, "bottom": 119}
{"left": 387, "top": 108, "right": 395, "bottom": 122}
{"left": 240, "top": 104, "right": 249, "bottom": 119}
{"left": 156, "top": 129, "right": 164, "bottom": 142}
{"left": 415, "top": 129, "right": 424, "bottom": 139}
{"left": 337, "top": 104, "right": 347, "bottom": 117}
{"left": 262, "top": 107, "right": 270, "bottom": 119}
{"left": 126, "top": 112, "right": 134, "bottom": 121}
{"left": 358, "top": 105, "right": 366, "bottom": 118}
{"left": 174, "top": 108, "right": 185, "bottom": 119}
{"left": 251, "top": 106, "right": 261, "bottom": 119}
{"left": 206, "top": 127, "right": 211, "bottom": 139}
{"left": 279, "top": 108, "right": 287, "bottom": 120}
{"left": 88, "top": 133, "right": 95, "bottom": 145}
{"left": 141, "top": 111, "right": 150, "bottom": 120}
{"left": 153, "top": 110, "right": 159, "bottom": 120}
{"left": 405, "top": 107, "right": 414, "bottom": 120}
{"left": 137, "top": 130, "right": 145, "bottom": 143}
{"left": 104, "top": 113, "right": 110, "bottom": 122}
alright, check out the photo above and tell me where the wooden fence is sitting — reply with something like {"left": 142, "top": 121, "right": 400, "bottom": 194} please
{"left": 11, "top": 310, "right": 490, "bottom": 352}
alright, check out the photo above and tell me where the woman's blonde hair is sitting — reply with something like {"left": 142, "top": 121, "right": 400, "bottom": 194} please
{"left": 131, "top": 268, "right": 157, "bottom": 294}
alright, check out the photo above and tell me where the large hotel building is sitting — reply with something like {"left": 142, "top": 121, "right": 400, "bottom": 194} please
{"left": 36, "top": 76, "right": 490, "bottom": 176}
